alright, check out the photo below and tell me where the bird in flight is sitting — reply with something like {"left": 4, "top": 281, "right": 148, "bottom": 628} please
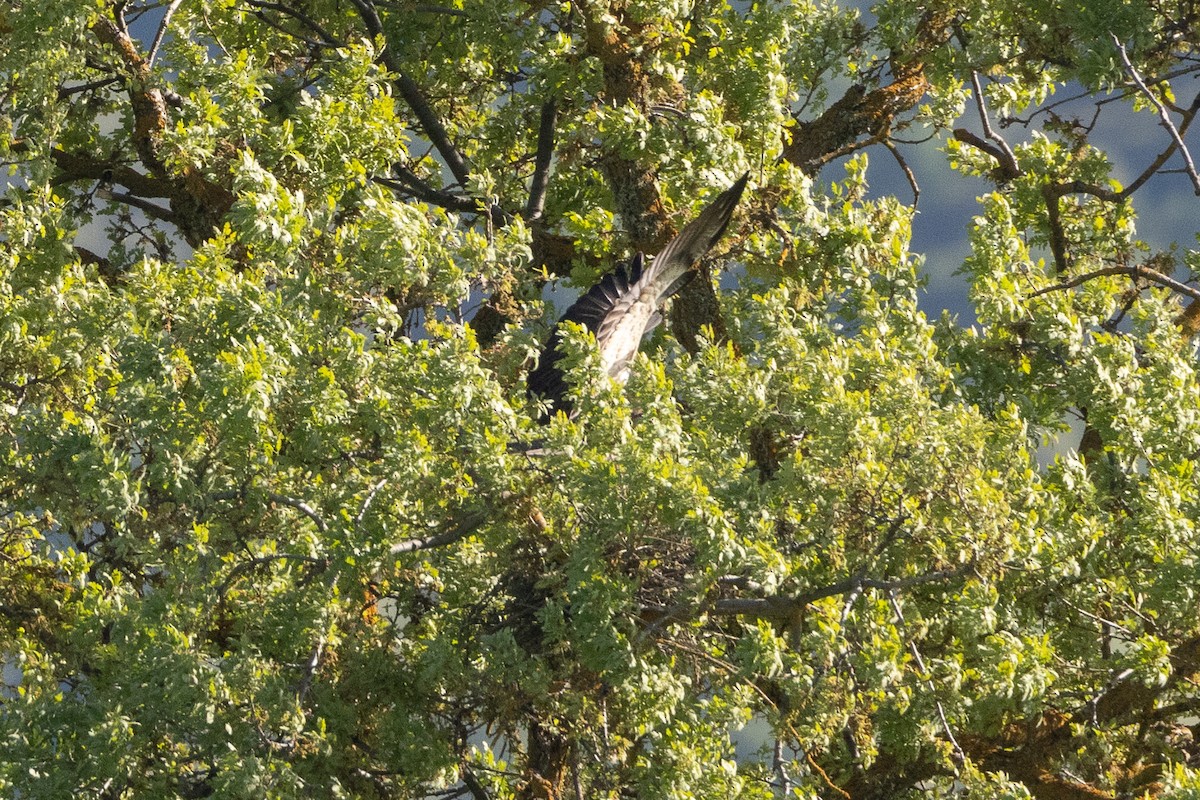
{"left": 527, "top": 174, "right": 748, "bottom": 417}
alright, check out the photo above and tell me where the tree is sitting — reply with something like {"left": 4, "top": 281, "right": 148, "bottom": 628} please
{"left": 2, "top": 0, "right": 1200, "bottom": 797}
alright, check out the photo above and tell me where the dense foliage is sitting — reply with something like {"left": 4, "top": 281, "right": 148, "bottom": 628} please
{"left": 3, "top": 1, "right": 1200, "bottom": 798}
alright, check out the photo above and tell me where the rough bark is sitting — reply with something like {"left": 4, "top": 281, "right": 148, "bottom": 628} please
{"left": 85, "top": 13, "right": 235, "bottom": 248}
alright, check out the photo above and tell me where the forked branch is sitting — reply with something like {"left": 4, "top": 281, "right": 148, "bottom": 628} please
{"left": 1113, "top": 35, "right": 1200, "bottom": 195}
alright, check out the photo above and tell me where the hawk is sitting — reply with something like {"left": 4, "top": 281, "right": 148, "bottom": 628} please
{"left": 528, "top": 174, "right": 748, "bottom": 416}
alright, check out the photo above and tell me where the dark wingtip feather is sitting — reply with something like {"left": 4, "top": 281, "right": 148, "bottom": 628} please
{"left": 695, "top": 172, "right": 749, "bottom": 255}
{"left": 560, "top": 252, "right": 645, "bottom": 333}
{"left": 644, "top": 173, "right": 749, "bottom": 304}
{"left": 526, "top": 175, "right": 749, "bottom": 419}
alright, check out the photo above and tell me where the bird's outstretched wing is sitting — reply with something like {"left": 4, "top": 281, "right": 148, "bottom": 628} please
{"left": 560, "top": 252, "right": 646, "bottom": 334}
{"left": 528, "top": 174, "right": 748, "bottom": 417}
{"left": 524, "top": 253, "right": 645, "bottom": 411}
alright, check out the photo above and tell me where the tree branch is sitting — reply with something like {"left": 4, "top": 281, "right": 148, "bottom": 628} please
{"left": 102, "top": 189, "right": 175, "bottom": 222}
{"left": 354, "top": 478, "right": 389, "bottom": 530}
{"left": 781, "top": 12, "right": 942, "bottom": 177}
{"left": 91, "top": 14, "right": 170, "bottom": 178}
{"left": 884, "top": 139, "right": 920, "bottom": 206}
{"left": 1113, "top": 35, "right": 1200, "bottom": 195}
{"left": 349, "top": 0, "right": 474, "bottom": 187}
{"left": 1091, "top": 634, "right": 1200, "bottom": 723}
{"left": 243, "top": 0, "right": 344, "bottom": 48}
{"left": 57, "top": 76, "right": 123, "bottom": 100}
{"left": 1104, "top": 89, "right": 1200, "bottom": 198}
{"left": 376, "top": 171, "right": 477, "bottom": 214}
{"left": 942, "top": 635, "right": 1200, "bottom": 800}
{"left": 1042, "top": 182, "right": 1070, "bottom": 275}
{"left": 958, "top": 89, "right": 1200, "bottom": 204}
{"left": 952, "top": 127, "right": 1020, "bottom": 182}
{"left": 45, "top": 147, "right": 173, "bottom": 198}
{"left": 706, "top": 567, "right": 969, "bottom": 623}
{"left": 1028, "top": 264, "right": 1200, "bottom": 303}
{"left": 970, "top": 71, "right": 1020, "bottom": 178}
{"left": 887, "top": 590, "right": 965, "bottom": 769}
{"left": 91, "top": 10, "right": 236, "bottom": 245}
{"left": 218, "top": 553, "right": 329, "bottom": 599}
{"left": 390, "top": 508, "right": 489, "bottom": 555}
{"left": 146, "top": 0, "right": 184, "bottom": 69}
{"left": 294, "top": 634, "right": 326, "bottom": 703}
{"left": 525, "top": 97, "right": 558, "bottom": 222}
{"left": 266, "top": 491, "right": 330, "bottom": 533}
{"left": 460, "top": 765, "right": 493, "bottom": 800}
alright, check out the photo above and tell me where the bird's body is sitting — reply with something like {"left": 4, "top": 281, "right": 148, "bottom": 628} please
{"left": 528, "top": 174, "right": 748, "bottom": 416}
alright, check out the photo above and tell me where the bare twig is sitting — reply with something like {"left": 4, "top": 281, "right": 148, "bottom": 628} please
{"left": 970, "top": 72, "right": 1020, "bottom": 177}
{"left": 839, "top": 580, "right": 863, "bottom": 625}
{"left": 1059, "top": 597, "right": 1134, "bottom": 637}
{"left": 773, "top": 738, "right": 793, "bottom": 795}
{"left": 146, "top": 0, "right": 183, "bottom": 69}
{"left": 1028, "top": 264, "right": 1200, "bottom": 303}
{"left": 1002, "top": 62, "right": 1200, "bottom": 127}
{"left": 354, "top": 478, "right": 389, "bottom": 529}
{"left": 1113, "top": 35, "right": 1200, "bottom": 195}
{"left": 1105, "top": 91, "right": 1200, "bottom": 198}
{"left": 246, "top": 7, "right": 332, "bottom": 48}
{"left": 884, "top": 139, "right": 919, "bottom": 207}
{"left": 295, "top": 634, "right": 326, "bottom": 702}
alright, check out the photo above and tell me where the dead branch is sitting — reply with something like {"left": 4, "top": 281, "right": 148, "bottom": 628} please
{"left": 884, "top": 139, "right": 920, "bottom": 206}
{"left": 1113, "top": 35, "right": 1200, "bottom": 195}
